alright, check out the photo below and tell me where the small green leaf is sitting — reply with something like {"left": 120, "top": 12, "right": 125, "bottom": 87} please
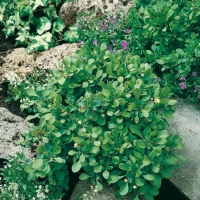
{"left": 58, "top": 77, "right": 66, "bottom": 85}
{"left": 163, "top": 110, "right": 174, "bottom": 119}
{"left": 167, "top": 100, "right": 177, "bottom": 105}
{"left": 32, "top": 158, "right": 43, "bottom": 169}
{"left": 24, "top": 166, "right": 35, "bottom": 173}
{"left": 68, "top": 150, "right": 77, "bottom": 155}
{"left": 142, "top": 109, "right": 149, "bottom": 117}
{"left": 52, "top": 157, "right": 65, "bottom": 163}
{"left": 135, "top": 177, "right": 145, "bottom": 186}
{"left": 94, "top": 141, "right": 101, "bottom": 147}
{"left": 26, "top": 88, "right": 37, "bottom": 96}
{"left": 82, "top": 82, "right": 89, "bottom": 88}
{"left": 79, "top": 173, "right": 91, "bottom": 180}
{"left": 136, "top": 140, "right": 146, "bottom": 149}
{"left": 103, "top": 170, "right": 109, "bottom": 179}
{"left": 160, "top": 87, "right": 170, "bottom": 98}
{"left": 120, "top": 183, "right": 128, "bottom": 195}
{"left": 108, "top": 175, "right": 125, "bottom": 184}
{"left": 72, "top": 161, "right": 82, "bottom": 173}
{"left": 143, "top": 174, "right": 155, "bottom": 181}
{"left": 90, "top": 146, "right": 100, "bottom": 154}
{"left": 156, "top": 59, "right": 165, "bottom": 65}
{"left": 80, "top": 154, "right": 85, "bottom": 162}
{"left": 130, "top": 125, "right": 143, "bottom": 138}
{"left": 53, "top": 145, "right": 61, "bottom": 154}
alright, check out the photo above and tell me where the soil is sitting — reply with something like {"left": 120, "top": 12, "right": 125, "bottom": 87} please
{"left": 0, "top": 26, "right": 27, "bottom": 118}
{"left": 0, "top": 26, "right": 191, "bottom": 200}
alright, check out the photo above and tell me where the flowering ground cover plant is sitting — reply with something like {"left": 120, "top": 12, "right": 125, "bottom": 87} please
{"left": 126, "top": 0, "right": 200, "bottom": 104}
{"left": 6, "top": 44, "right": 184, "bottom": 200}
{"left": 68, "top": 0, "right": 200, "bottom": 104}
{"left": 76, "top": 10, "right": 131, "bottom": 53}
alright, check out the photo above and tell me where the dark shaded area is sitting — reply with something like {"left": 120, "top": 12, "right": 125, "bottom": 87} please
{"left": 155, "top": 179, "right": 190, "bottom": 200}
{"left": 0, "top": 25, "right": 16, "bottom": 66}
{"left": 62, "top": 167, "right": 80, "bottom": 200}
{"left": 0, "top": 158, "right": 8, "bottom": 182}
{"left": 0, "top": 82, "right": 28, "bottom": 119}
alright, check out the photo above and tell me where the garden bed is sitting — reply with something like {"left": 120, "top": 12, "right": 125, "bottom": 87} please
{"left": 0, "top": 26, "right": 191, "bottom": 200}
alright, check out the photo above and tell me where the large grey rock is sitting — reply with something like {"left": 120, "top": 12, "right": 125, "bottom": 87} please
{"left": 0, "top": 43, "right": 78, "bottom": 83}
{"left": 0, "top": 107, "right": 31, "bottom": 158}
{"left": 168, "top": 99, "right": 200, "bottom": 200}
{"left": 70, "top": 180, "right": 145, "bottom": 200}
{"left": 59, "top": 0, "right": 135, "bottom": 28}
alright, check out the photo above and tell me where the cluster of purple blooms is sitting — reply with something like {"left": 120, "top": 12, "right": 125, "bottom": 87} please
{"left": 179, "top": 72, "right": 200, "bottom": 100}
{"left": 76, "top": 17, "right": 131, "bottom": 52}
{"left": 77, "top": 17, "right": 199, "bottom": 101}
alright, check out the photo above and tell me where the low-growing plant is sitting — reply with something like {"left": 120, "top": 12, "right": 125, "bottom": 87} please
{"left": 76, "top": 10, "right": 131, "bottom": 52}
{"left": 127, "top": 0, "right": 200, "bottom": 103}
{"left": 5, "top": 69, "right": 52, "bottom": 113}
{"left": 0, "top": 149, "right": 63, "bottom": 200}
{"left": 0, "top": 0, "right": 74, "bottom": 53}
{"left": 69, "top": 0, "right": 200, "bottom": 104}
{"left": 18, "top": 44, "right": 184, "bottom": 200}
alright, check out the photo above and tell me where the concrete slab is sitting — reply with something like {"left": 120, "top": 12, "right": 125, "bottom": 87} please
{"left": 168, "top": 99, "right": 200, "bottom": 200}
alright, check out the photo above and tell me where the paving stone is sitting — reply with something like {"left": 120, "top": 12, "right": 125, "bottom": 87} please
{"left": 168, "top": 99, "right": 200, "bottom": 200}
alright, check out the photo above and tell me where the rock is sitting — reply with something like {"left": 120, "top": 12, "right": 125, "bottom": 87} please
{"left": 59, "top": 0, "right": 135, "bottom": 28}
{"left": 168, "top": 99, "right": 200, "bottom": 200}
{"left": 70, "top": 180, "right": 145, "bottom": 200}
{"left": 0, "top": 43, "right": 78, "bottom": 84}
{"left": 0, "top": 107, "right": 32, "bottom": 158}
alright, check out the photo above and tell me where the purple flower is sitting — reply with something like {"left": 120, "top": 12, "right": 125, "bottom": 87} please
{"left": 113, "top": 49, "right": 117, "bottom": 54}
{"left": 99, "top": 20, "right": 103, "bottom": 25}
{"left": 194, "top": 86, "right": 199, "bottom": 93}
{"left": 107, "top": 46, "right": 112, "bottom": 51}
{"left": 192, "top": 72, "right": 198, "bottom": 77}
{"left": 93, "top": 39, "right": 98, "bottom": 46}
{"left": 125, "top": 29, "right": 131, "bottom": 34}
{"left": 101, "top": 25, "right": 107, "bottom": 31}
{"left": 121, "top": 40, "right": 128, "bottom": 51}
{"left": 77, "top": 24, "right": 82, "bottom": 29}
{"left": 109, "top": 17, "right": 116, "bottom": 24}
{"left": 179, "top": 76, "right": 186, "bottom": 81}
{"left": 179, "top": 82, "right": 186, "bottom": 90}
{"left": 77, "top": 41, "right": 84, "bottom": 47}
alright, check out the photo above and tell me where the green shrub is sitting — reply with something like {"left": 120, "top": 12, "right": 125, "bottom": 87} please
{"left": 0, "top": 0, "right": 76, "bottom": 53}
{"left": 19, "top": 44, "right": 184, "bottom": 200}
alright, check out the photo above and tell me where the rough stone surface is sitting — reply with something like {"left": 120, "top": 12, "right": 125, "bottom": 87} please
{"left": 0, "top": 107, "right": 32, "bottom": 158}
{"left": 0, "top": 43, "right": 78, "bottom": 83}
{"left": 70, "top": 180, "right": 145, "bottom": 200}
{"left": 59, "top": 0, "right": 135, "bottom": 28}
{"left": 168, "top": 99, "right": 200, "bottom": 200}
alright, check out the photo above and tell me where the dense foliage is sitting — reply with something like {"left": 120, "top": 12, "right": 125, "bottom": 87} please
{"left": 0, "top": 150, "right": 64, "bottom": 199}
{"left": 75, "top": 0, "right": 200, "bottom": 104}
{"left": 5, "top": 44, "right": 183, "bottom": 200}
{"left": 0, "top": 0, "right": 75, "bottom": 53}
{"left": 1, "top": 0, "right": 192, "bottom": 199}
